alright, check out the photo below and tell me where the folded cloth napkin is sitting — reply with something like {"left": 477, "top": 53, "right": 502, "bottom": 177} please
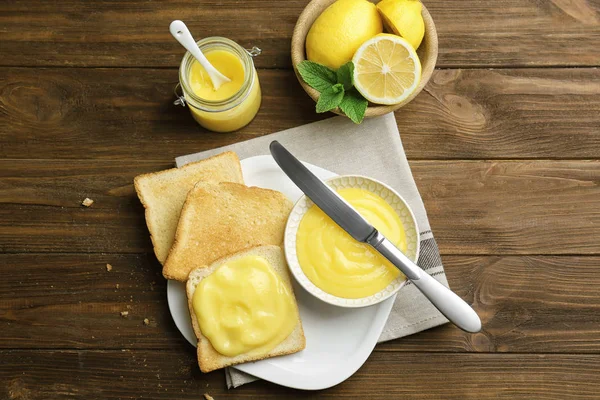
{"left": 176, "top": 113, "right": 449, "bottom": 388}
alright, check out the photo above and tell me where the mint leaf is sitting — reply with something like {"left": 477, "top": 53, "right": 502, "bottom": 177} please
{"left": 316, "top": 84, "right": 345, "bottom": 113}
{"left": 298, "top": 60, "right": 367, "bottom": 122}
{"left": 297, "top": 61, "right": 337, "bottom": 93}
{"left": 336, "top": 62, "right": 354, "bottom": 90}
{"left": 339, "top": 89, "right": 368, "bottom": 124}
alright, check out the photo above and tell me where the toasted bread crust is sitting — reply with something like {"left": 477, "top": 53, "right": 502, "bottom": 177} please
{"left": 134, "top": 152, "right": 243, "bottom": 264}
{"left": 163, "top": 182, "right": 293, "bottom": 281}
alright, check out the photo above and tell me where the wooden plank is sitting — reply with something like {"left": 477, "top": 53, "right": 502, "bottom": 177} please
{"left": 1, "top": 350, "right": 599, "bottom": 399}
{"left": 416, "top": 160, "right": 600, "bottom": 254}
{"left": 0, "top": 253, "right": 187, "bottom": 350}
{"left": 0, "top": 0, "right": 306, "bottom": 69}
{"left": 377, "top": 255, "right": 600, "bottom": 353}
{"left": 0, "top": 0, "right": 599, "bottom": 68}
{"left": 1, "top": 254, "right": 599, "bottom": 352}
{"left": 401, "top": 68, "right": 600, "bottom": 159}
{"left": 1, "top": 68, "right": 599, "bottom": 160}
{"left": 430, "top": 0, "right": 600, "bottom": 68}
{"left": 1, "top": 159, "right": 599, "bottom": 254}
{"left": 0, "top": 160, "right": 165, "bottom": 254}
{"left": 0, "top": 68, "right": 325, "bottom": 161}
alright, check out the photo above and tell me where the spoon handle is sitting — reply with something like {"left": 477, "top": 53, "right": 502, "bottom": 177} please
{"left": 169, "top": 20, "right": 215, "bottom": 73}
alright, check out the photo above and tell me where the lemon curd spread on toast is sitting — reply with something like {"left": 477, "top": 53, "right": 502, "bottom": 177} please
{"left": 296, "top": 187, "right": 406, "bottom": 298}
{"left": 192, "top": 255, "right": 298, "bottom": 357}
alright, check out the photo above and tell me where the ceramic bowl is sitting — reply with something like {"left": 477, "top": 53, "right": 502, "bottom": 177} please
{"left": 291, "top": 0, "right": 438, "bottom": 119}
{"left": 284, "top": 175, "right": 420, "bottom": 308}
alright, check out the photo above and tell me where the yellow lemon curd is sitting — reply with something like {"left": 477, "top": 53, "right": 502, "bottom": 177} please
{"left": 188, "top": 49, "right": 261, "bottom": 132}
{"left": 296, "top": 188, "right": 406, "bottom": 298}
{"left": 192, "top": 256, "right": 298, "bottom": 357}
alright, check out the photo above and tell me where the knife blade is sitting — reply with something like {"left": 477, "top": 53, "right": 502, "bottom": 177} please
{"left": 270, "top": 140, "right": 482, "bottom": 333}
{"left": 270, "top": 141, "right": 375, "bottom": 243}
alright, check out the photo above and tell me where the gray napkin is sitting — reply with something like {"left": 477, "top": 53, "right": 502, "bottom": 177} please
{"left": 176, "top": 113, "right": 449, "bottom": 389}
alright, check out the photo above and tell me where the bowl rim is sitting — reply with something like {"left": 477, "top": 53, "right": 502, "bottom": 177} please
{"left": 284, "top": 174, "right": 421, "bottom": 308}
{"left": 291, "top": 0, "right": 438, "bottom": 118}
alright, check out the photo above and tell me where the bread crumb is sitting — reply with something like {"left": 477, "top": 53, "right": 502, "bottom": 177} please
{"left": 204, "top": 394, "right": 214, "bottom": 400}
{"left": 81, "top": 198, "right": 94, "bottom": 207}
{"left": 106, "top": 263, "right": 113, "bottom": 272}
{"left": 143, "top": 318, "right": 150, "bottom": 326}
{"left": 120, "top": 311, "right": 129, "bottom": 317}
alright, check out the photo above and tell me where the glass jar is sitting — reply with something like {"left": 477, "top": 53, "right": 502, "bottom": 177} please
{"left": 175, "top": 37, "right": 262, "bottom": 133}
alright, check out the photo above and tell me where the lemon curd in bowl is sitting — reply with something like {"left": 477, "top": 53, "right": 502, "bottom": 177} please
{"left": 296, "top": 187, "right": 405, "bottom": 298}
{"left": 284, "top": 175, "right": 420, "bottom": 308}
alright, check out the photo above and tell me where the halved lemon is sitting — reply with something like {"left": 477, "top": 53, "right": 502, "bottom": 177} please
{"left": 352, "top": 34, "right": 422, "bottom": 105}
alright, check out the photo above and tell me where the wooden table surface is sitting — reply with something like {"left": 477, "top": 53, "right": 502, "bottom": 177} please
{"left": 1, "top": 1, "right": 600, "bottom": 399}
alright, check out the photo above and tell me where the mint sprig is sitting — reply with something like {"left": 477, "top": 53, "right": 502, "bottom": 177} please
{"left": 339, "top": 89, "right": 368, "bottom": 124}
{"left": 336, "top": 62, "right": 354, "bottom": 90}
{"left": 316, "top": 83, "right": 345, "bottom": 113}
{"left": 297, "top": 61, "right": 337, "bottom": 92}
{"left": 297, "top": 60, "right": 368, "bottom": 124}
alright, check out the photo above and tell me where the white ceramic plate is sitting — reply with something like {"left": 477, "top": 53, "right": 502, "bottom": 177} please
{"left": 285, "top": 175, "right": 419, "bottom": 308}
{"left": 167, "top": 155, "right": 401, "bottom": 390}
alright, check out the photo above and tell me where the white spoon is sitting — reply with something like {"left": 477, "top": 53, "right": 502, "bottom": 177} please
{"left": 169, "top": 20, "right": 231, "bottom": 91}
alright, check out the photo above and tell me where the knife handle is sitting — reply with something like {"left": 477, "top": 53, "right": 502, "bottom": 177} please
{"left": 369, "top": 232, "right": 482, "bottom": 333}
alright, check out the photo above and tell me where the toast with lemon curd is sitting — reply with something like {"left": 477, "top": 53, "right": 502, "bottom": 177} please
{"left": 186, "top": 245, "right": 306, "bottom": 372}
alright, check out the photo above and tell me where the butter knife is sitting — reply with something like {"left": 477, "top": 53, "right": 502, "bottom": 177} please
{"left": 270, "top": 141, "right": 481, "bottom": 333}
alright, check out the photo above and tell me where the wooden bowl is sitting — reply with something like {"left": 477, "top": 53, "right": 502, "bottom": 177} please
{"left": 291, "top": 0, "right": 438, "bottom": 118}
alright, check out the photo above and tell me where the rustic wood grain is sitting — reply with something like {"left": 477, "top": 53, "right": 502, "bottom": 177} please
{"left": 0, "top": 68, "right": 325, "bottom": 161}
{"left": 0, "top": 0, "right": 598, "bottom": 68}
{"left": 1, "top": 254, "right": 599, "bottom": 352}
{"left": 403, "top": 68, "right": 600, "bottom": 159}
{"left": 378, "top": 255, "right": 600, "bottom": 353}
{"left": 415, "top": 160, "right": 600, "bottom": 254}
{"left": 1, "top": 350, "right": 599, "bottom": 399}
{"left": 1, "top": 68, "right": 599, "bottom": 160}
{"left": 1, "top": 160, "right": 598, "bottom": 254}
{"left": 0, "top": 253, "right": 186, "bottom": 350}
{"left": 2, "top": 0, "right": 600, "bottom": 396}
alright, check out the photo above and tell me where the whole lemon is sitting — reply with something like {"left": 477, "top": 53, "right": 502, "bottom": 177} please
{"left": 306, "top": 0, "right": 383, "bottom": 70}
{"left": 376, "top": 0, "right": 424, "bottom": 50}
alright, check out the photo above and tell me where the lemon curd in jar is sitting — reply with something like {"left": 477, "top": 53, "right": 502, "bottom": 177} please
{"left": 296, "top": 187, "right": 407, "bottom": 299}
{"left": 179, "top": 37, "right": 261, "bottom": 132}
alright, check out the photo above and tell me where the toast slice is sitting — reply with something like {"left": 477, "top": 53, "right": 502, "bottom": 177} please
{"left": 162, "top": 182, "right": 293, "bottom": 281}
{"left": 134, "top": 152, "right": 243, "bottom": 264}
{"left": 186, "top": 245, "right": 305, "bottom": 372}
